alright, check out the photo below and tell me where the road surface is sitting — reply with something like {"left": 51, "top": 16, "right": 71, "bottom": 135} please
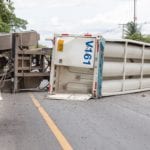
{"left": 0, "top": 92, "right": 150, "bottom": 150}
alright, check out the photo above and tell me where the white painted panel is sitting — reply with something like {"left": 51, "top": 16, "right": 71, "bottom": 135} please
{"left": 54, "top": 37, "right": 96, "bottom": 68}
{"left": 143, "top": 63, "right": 150, "bottom": 74}
{"left": 124, "top": 79, "right": 140, "bottom": 90}
{"left": 144, "top": 48, "right": 150, "bottom": 59}
{"left": 103, "top": 62, "right": 142, "bottom": 76}
{"left": 102, "top": 80, "right": 123, "bottom": 93}
{"left": 103, "top": 62, "right": 124, "bottom": 77}
{"left": 104, "top": 42, "right": 150, "bottom": 59}
{"left": 102, "top": 78, "right": 150, "bottom": 93}
{"left": 127, "top": 45, "right": 142, "bottom": 58}
{"left": 104, "top": 43, "right": 125, "bottom": 58}
{"left": 125, "top": 63, "right": 141, "bottom": 75}
{"left": 142, "top": 79, "right": 150, "bottom": 88}
{"left": 55, "top": 66, "right": 94, "bottom": 94}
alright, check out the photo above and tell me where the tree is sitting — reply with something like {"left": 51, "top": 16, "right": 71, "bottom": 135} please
{"left": 0, "top": 0, "right": 28, "bottom": 32}
{"left": 125, "top": 22, "right": 142, "bottom": 39}
{"left": 124, "top": 21, "right": 150, "bottom": 43}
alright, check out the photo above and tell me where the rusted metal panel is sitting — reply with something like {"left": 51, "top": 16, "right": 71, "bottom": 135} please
{"left": 16, "top": 72, "right": 49, "bottom": 77}
{"left": 0, "top": 34, "right": 12, "bottom": 50}
{"left": 16, "top": 31, "right": 40, "bottom": 47}
{"left": 17, "top": 48, "right": 50, "bottom": 55}
{"left": 0, "top": 31, "right": 40, "bottom": 51}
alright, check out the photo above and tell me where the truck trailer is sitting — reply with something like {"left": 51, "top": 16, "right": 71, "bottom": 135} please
{"left": 47, "top": 34, "right": 150, "bottom": 100}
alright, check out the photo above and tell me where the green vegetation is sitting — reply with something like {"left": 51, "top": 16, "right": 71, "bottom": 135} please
{"left": 0, "top": 0, "right": 28, "bottom": 32}
{"left": 125, "top": 21, "right": 150, "bottom": 43}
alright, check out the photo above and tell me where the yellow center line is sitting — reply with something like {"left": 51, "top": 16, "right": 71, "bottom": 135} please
{"left": 29, "top": 93, "right": 73, "bottom": 150}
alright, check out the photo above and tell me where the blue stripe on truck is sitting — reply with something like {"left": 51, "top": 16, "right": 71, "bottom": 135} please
{"left": 97, "top": 38, "right": 105, "bottom": 97}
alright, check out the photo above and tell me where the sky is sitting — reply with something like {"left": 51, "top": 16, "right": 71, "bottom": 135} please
{"left": 13, "top": 0, "right": 150, "bottom": 46}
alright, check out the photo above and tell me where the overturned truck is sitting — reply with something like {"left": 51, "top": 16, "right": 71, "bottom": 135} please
{"left": 48, "top": 34, "right": 150, "bottom": 100}
{"left": 0, "top": 31, "right": 50, "bottom": 92}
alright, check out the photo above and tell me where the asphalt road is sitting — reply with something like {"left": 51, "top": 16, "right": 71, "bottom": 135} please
{"left": 0, "top": 91, "right": 150, "bottom": 150}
